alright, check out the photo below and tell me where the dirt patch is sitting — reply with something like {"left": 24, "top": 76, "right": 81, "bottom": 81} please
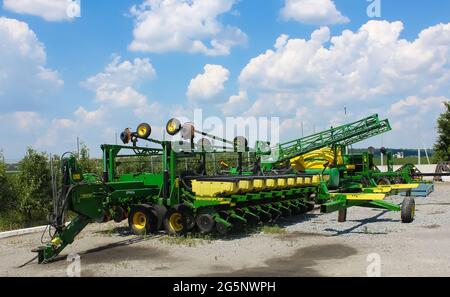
{"left": 276, "top": 231, "right": 330, "bottom": 241}
{"left": 38, "top": 237, "right": 172, "bottom": 268}
{"left": 80, "top": 245, "right": 170, "bottom": 265}
{"left": 199, "top": 244, "right": 357, "bottom": 277}
{"left": 422, "top": 224, "right": 441, "bottom": 229}
{"left": 429, "top": 211, "right": 446, "bottom": 215}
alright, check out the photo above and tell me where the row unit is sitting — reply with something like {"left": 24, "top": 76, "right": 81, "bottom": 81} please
{"left": 190, "top": 175, "right": 323, "bottom": 197}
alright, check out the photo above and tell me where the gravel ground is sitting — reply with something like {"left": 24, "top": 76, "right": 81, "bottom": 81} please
{"left": 1, "top": 183, "right": 449, "bottom": 277}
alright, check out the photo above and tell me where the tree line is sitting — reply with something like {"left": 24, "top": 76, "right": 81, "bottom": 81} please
{"left": 0, "top": 144, "right": 103, "bottom": 231}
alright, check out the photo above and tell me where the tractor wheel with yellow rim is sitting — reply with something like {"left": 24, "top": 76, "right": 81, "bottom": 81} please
{"left": 166, "top": 118, "right": 182, "bottom": 136}
{"left": 164, "top": 205, "right": 195, "bottom": 236}
{"left": 136, "top": 123, "right": 152, "bottom": 139}
{"left": 128, "top": 205, "right": 157, "bottom": 236}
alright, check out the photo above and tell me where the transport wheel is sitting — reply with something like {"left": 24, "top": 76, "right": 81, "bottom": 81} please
{"left": 164, "top": 207, "right": 185, "bottom": 236}
{"left": 377, "top": 178, "right": 391, "bottom": 185}
{"left": 136, "top": 123, "right": 152, "bottom": 138}
{"left": 233, "top": 136, "right": 248, "bottom": 152}
{"left": 196, "top": 214, "right": 215, "bottom": 234}
{"left": 401, "top": 197, "right": 415, "bottom": 223}
{"left": 166, "top": 118, "right": 182, "bottom": 136}
{"left": 152, "top": 204, "right": 168, "bottom": 231}
{"left": 128, "top": 205, "right": 156, "bottom": 236}
{"left": 164, "top": 205, "right": 195, "bottom": 235}
{"left": 180, "top": 206, "right": 196, "bottom": 232}
{"left": 113, "top": 206, "right": 126, "bottom": 223}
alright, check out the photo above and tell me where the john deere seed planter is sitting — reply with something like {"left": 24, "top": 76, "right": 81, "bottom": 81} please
{"left": 34, "top": 116, "right": 417, "bottom": 264}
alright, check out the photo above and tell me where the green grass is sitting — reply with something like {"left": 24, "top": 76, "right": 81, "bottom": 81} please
{"left": 0, "top": 211, "right": 24, "bottom": 232}
{"left": 159, "top": 233, "right": 214, "bottom": 247}
{"left": 0, "top": 210, "right": 48, "bottom": 232}
{"left": 260, "top": 225, "right": 287, "bottom": 235}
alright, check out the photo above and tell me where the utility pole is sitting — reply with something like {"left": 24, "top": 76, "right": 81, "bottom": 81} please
{"left": 50, "top": 153, "right": 57, "bottom": 201}
{"left": 424, "top": 147, "right": 431, "bottom": 165}
{"left": 77, "top": 136, "right": 80, "bottom": 158}
{"left": 344, "top": 106, "right": 349, "bottom": 154}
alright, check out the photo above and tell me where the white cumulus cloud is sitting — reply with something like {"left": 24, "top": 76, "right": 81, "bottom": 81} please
{"left": 82, "top": 56, "right": 156, "bottom": 109}
{"left": 33, "top": 56, "right": 164, "bottom": 153}
{"left": 187, "top": 64, "right": 230, "bottom": 101}
{"left": 240, "top": 21, "right": 450, "bottom": 107}
{"left": 386, "top": 96, "right": 449, "bottom": 148}
{"left": 222, "top": 90, "right": 248, "bottom": 116}
{"left": 280, "top": 0, "right": 349, "bottom": 25}
{"left": 0, "top": 17, "right": 63, "bottom": 112}
{"left": 3, "top": 0, "right": 80, "bottom": 22}
{"left": 129, "top": 0, "right": 247, "bottom": 56}
{"left": 236, "top": 20, "right": 450, "bottom": 147}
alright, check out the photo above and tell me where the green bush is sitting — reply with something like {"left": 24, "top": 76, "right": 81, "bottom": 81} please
{"left": 434, "top": 101, "right": 450, "bottom": 162}
{"left": 16, "top": 148, "right": 52, "bottom": 225}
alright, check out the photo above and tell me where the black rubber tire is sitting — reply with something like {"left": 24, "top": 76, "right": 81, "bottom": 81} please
{"left": 360, "top": 176, "right": 371, "bottom": 188}
{"left": 233, "top": 136, "right": 248, "bottom": 152}
{"left": 216, "top": 222, "right": 230, "bottom": 235}
{"left": 166, "top": 118, "right": 182, "bottom": 136}
{"left": 338, "top": 208, "right": 347, "bottom": 222}
{"left": 137, "top": 123, "right": 152, "bottom": 138}
{"left": 151, "top": 204, "right": 167, "bottom": 231}
{"left": 197, "top": 138, "right": 212, "bottom": 152}
{"left": 163, "top": 207, "right": 184, "bottom": 236}
{"left": 128, "top": 205, "right": 157, "bottom": 236}
{"left": 112, "top": 206, "right": 125, "bottom": 223}
{"left": 401, "top": 197, "right": 415, "bottom": 223}
{"left": 163, "top": 205, "right": 195, "bottom": 235}
{"left": 181, "top": 206, "right": 196, "bottom": 232}
{"left": 377, "top": 178, "right": 391, "bottom": 185}
{"left": 196, "top": 214, "right": 215, "bottom": 234}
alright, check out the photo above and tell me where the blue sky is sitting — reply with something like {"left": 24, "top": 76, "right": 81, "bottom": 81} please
{"left": 0, "top": 0, "right": 449, "bottom": 160}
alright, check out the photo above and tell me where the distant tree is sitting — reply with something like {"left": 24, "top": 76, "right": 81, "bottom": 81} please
{"left": 0, "top": 152, "right": 15, "bottom": 212}
{"left": 434, "top": 101, "right": 450, "bottom": 162}
{"left": 17, "top": 148, "right": 52, "bottom": 223}
{"left": 78, "top": 142, "right": 101, "bottom": 175}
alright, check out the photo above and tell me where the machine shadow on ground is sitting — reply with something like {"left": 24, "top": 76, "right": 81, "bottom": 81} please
{"left": 198, "top": 243, "right": 358, "bottom": 277}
